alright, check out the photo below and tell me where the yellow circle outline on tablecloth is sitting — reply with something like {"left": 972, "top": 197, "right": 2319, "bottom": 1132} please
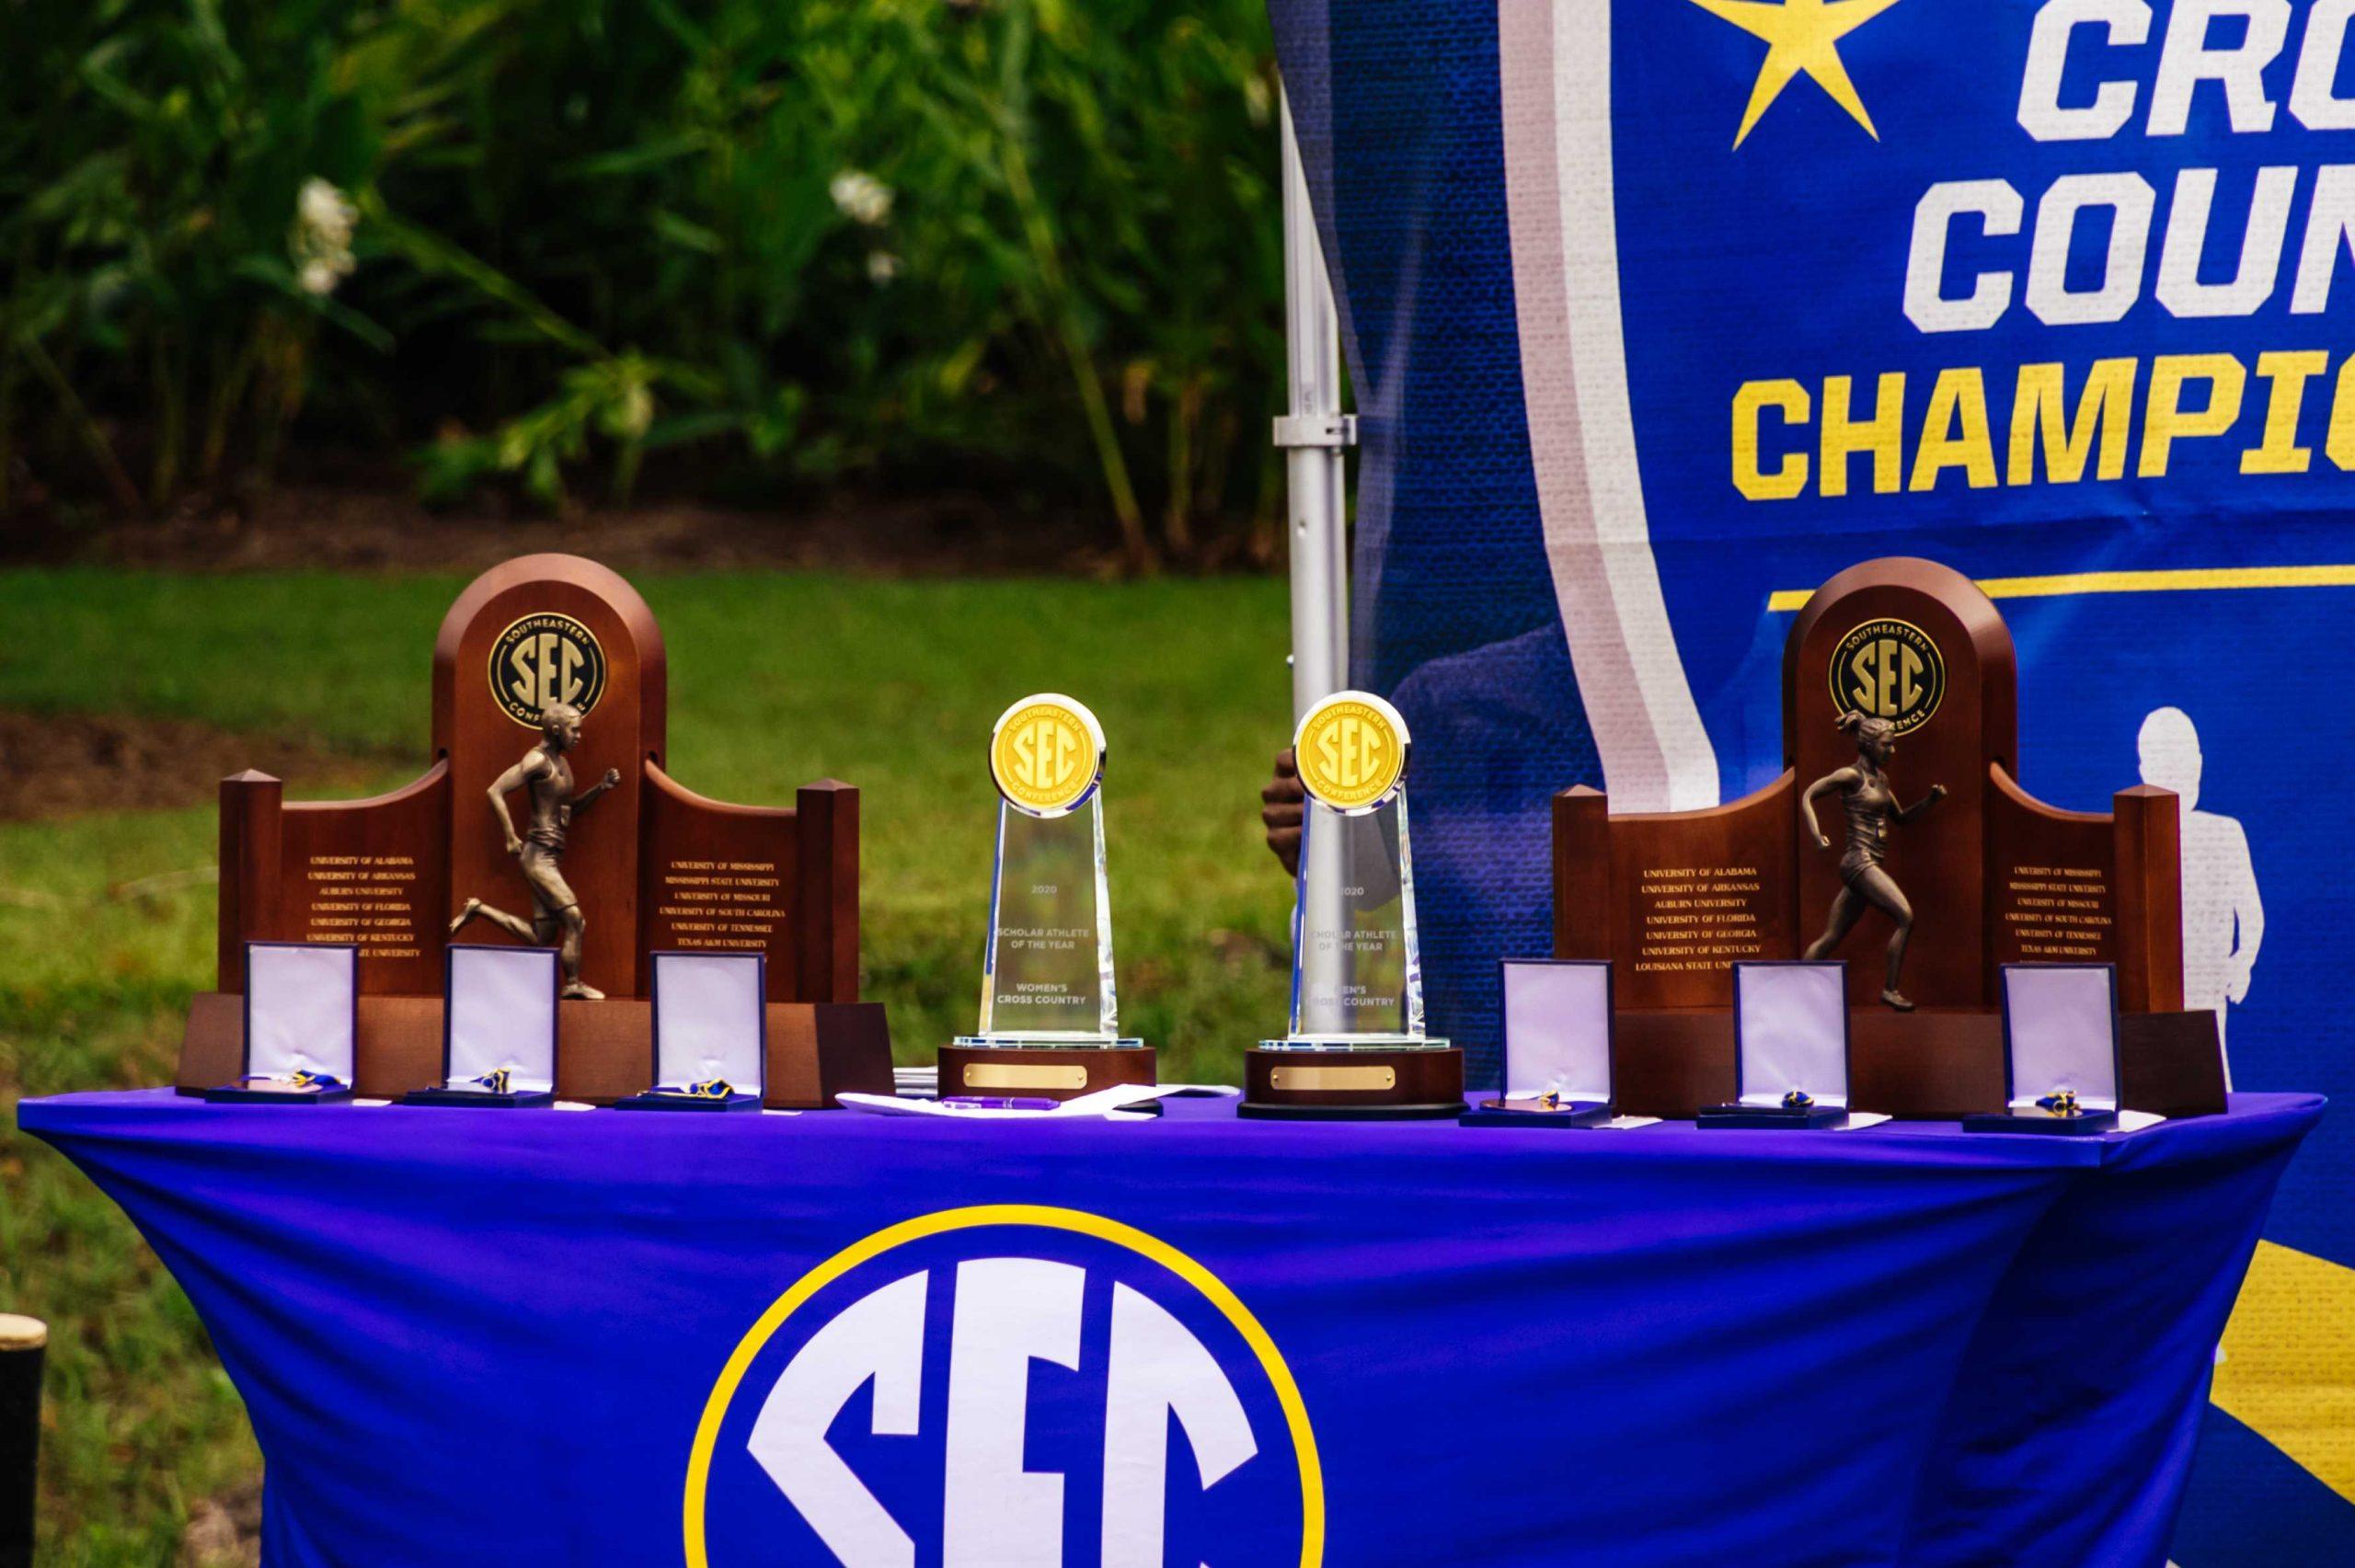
{"left": 684, "top": 1202, "right": 1325, "bottom": 1566}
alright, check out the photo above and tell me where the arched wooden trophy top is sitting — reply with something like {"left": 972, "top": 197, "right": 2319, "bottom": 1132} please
{"left": 431, "top": 555, "right": 669, "bottom": 999}
{"left": 1781, "top": 556, "right": 2015, "bottom": 776}
{"left": 1782, "top": 557, "right": 2016, "bottom": 1008}
{"left": 431, "top": 554, "right": 667, "bottom": 762}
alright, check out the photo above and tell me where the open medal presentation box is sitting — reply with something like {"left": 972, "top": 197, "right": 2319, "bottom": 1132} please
{"left": 1696, "top": 961, "right": 1851, "bottom": 1129}
{"left": 203, "top": 942, "right": 359, "bottom": 1104}
{"left": 401, "top": 944, "right": 561, "bottom": 1107}
{"left": 1461, "top": 958, "right": 1616, "bottom": 1127}
{"left": 176, "top": 555, "right": 893, "bottom": 1108}
{"left": 1551, "top": 558, "right": 2228, "bottom": 1121}
{"left": 614, "top": 951, "right": 767, "bottom": 1112}
{"left": 1962, "top": 963, "right": 2125, "bottom": 1136}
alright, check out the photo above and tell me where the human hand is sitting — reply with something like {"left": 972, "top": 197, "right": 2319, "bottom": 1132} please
{"left": 601, "top": 767, "right": 621, "bottom": 789}
{"left": 1815, "top": 832, "right": 1831, "bottom": 850}
{"left": 1929, "top": 784, "right": 1948, "bottom": 800}
{"left": 504, "top": 835, "right": 524, "bottom": 858}
{"left": 1262, "top": 749, "right": 1305, "bottom": 877}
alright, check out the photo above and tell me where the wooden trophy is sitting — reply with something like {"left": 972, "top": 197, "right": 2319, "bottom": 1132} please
{"left": 1552, "top": 556, "right": 2225, "bottom": 1120}
{"left": 936, "top": 694, "right": 1155, "bottom": 1101}
{"left": 1241, "top": 691, "right": 1466, "bottom": 1119}
{"left": 183, "top": 554, "right": 892, "bottom": 1107}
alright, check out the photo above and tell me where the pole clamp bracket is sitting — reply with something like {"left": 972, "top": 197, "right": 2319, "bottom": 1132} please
{"left": 1273, "top": 413, "right": 1358, "bottom": 450}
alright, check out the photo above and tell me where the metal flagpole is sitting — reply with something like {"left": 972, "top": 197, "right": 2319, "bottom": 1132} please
{"left": 1276, "top": 86, "right": 1352, "bottom": 722}
{"left": 1276, "top": 84, "right": 1354, "bottom": 987}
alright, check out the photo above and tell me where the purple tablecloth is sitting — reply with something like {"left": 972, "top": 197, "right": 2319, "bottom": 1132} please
{"left": 19, "top": 1089, "right": 2321, "bottom": 1566}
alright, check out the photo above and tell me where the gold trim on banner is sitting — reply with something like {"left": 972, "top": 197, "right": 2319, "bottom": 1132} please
{"left": 1768, "top": 564, "right": 2355, "bottom": 613}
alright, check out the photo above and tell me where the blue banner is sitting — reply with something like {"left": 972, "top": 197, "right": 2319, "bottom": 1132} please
{"left": 1269, "top": 0, "right": 2355, "bottom": 1554}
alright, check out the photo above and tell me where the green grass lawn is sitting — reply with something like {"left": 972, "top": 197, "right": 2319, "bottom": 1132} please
{"left": 0, "top": 567, "right": 1295, "bottom": 1562}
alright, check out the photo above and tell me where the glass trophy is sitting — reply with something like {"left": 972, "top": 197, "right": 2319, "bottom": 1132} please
{"left": 937, "top": 694, "right": 1153, "bottom": 1100}
{"left": 1241, "top": 691, "right": 1465, "bottom": 1118}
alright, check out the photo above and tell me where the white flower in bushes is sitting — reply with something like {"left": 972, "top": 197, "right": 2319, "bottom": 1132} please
{"left": 829, "top": 170, "right": 893, "bottom": 227}
{"left": 298, "top": 178, "right": 357, "bottom": 248}
{"left": 293, "top": 177, "right": 359, "bottom": 296}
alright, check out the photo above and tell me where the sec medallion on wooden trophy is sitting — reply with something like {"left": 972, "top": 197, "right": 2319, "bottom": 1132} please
{"left": 937, "top": 695, "right": 1155, "bottom": 1101}
{"left": 182, "top": 555, "right": 893, "bottom": 1108}
{"left": 1241, "top": 691, "right": 1465, "bottom": 1118}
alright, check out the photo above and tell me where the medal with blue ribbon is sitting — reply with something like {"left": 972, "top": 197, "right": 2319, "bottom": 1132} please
{"left": 238, "top": 1070, "right": 345, "bottom": 1093}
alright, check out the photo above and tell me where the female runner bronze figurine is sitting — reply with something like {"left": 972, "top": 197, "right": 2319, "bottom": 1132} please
{"left": 1800, "top": 712, "right": 1947, "bottom": 1011}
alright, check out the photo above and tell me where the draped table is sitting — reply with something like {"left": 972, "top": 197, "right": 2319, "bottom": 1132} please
{"left": 19, "top": 1089, "right": 2319, "bottom": 1567}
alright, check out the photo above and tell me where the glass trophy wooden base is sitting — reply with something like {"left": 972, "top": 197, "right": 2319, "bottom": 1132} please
{"left": 1238, "top": 1042, "right": 1465, "bottom": 1120}
{"left": 938, "top": 1039, "right": 1155, "bottom": 1102}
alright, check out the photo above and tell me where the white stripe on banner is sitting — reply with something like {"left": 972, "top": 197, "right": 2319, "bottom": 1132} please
{"left": 1500, "top": 0, "right": 1721, "bottom": 811}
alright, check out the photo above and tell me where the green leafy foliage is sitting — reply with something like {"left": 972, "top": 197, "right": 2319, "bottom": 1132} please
{"left": 1, "top": 0, "right": 1286, "bottom": 563}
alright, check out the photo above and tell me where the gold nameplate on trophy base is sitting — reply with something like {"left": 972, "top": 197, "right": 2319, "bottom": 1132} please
{"left": 960, "top": 1062, "right": 1093, "bottom": 1092}
{"left": 1268, "top": 1064, "right": 1398, "bottom": 1093}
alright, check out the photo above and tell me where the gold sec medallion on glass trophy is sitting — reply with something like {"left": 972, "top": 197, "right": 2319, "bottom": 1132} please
{"left": 1240, "top": 690, "right": 1466, "bottom": 1119}
{"left": 936, "top": 693, "right": 1156, "bottom": 1101}
{"left": 988, "top": 695, "right": 1101, "bottom": 817}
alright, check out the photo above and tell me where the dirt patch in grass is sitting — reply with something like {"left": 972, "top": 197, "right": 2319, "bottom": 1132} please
{"left": 23, "top": 476, "right": 1235, "bottom": 578}
{"left": 178, "top": 1481, "right": 263, "bottom": 1568}
{"left": 0, "top": 710, "right": 394, "bottom": 823}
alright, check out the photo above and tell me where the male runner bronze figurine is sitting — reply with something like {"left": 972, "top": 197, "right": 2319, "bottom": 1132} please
{"left": 449, "top": 701, "right": 620, "bottom": 1000}
{"left": 1800, "top": 711, "right": 1946, "bottom": 1011}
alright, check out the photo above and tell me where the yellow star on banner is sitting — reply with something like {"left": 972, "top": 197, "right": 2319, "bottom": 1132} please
{"left": 1685, "top": 0, "right": 1905, "bottom": 148}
